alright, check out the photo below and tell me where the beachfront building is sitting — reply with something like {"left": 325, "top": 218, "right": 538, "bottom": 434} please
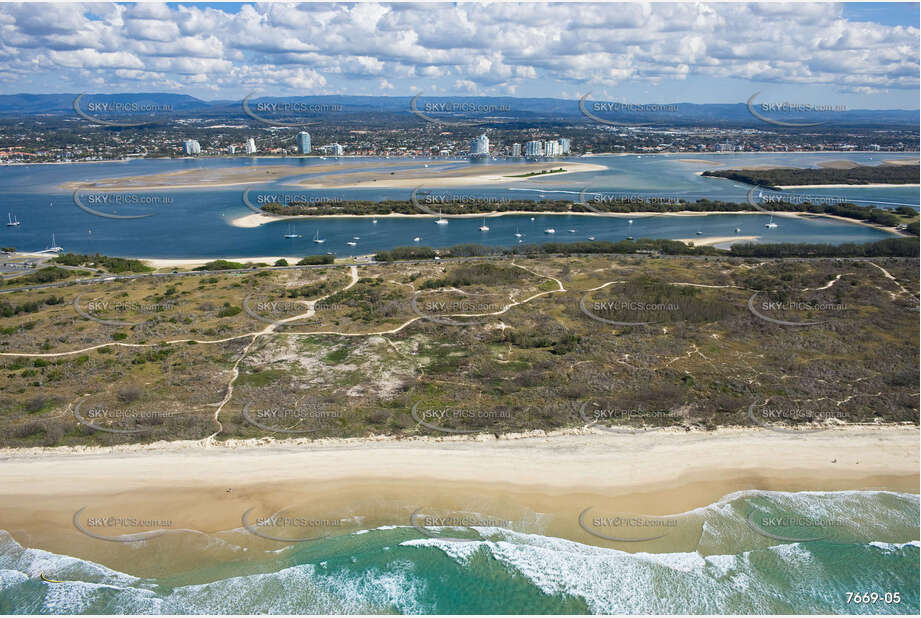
{"left": 298, "top": 132, "right": 312, "bottom": 154}
{"left": 558, "top": 138, "right": 571, "bottom": 154}
{"left": 183, "top": 139, "right": 201, "bottom": 155}
{"left": 330, "top": 143, "right": 344, "bottom": 156}
{"left": 470, "top": 133, "right": 489, "bottom": 158}
{"left": 245, "top": 138, "right": 257, "bottom": 154}
{"left": 227, "top": 145, "right": 235, "bottom": 155}
{"left": 545, "top": 140, "right": 560, "bottom": 157}
{"left": 525, "top": 140, "right": 544, "bottom": 157}
{"left": 511, "top": 143, "right": 521, "bottom": 157}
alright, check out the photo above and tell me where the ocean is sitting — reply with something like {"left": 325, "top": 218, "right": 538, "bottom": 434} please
{"left": 1, "top": 490, "right": 918, "bottom": 614}
{"left": 0, "top": 153, "right": 916, "bottom": 258}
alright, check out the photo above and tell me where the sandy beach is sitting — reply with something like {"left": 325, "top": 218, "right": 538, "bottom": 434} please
{"left": 292, "top": 161, "right": 608, "bottom": 189}
{"left": 678, "top": 235, "right": 759, "bottom": 246}
{"left": 0, "top": 426, "right": 916, "bottom": 571}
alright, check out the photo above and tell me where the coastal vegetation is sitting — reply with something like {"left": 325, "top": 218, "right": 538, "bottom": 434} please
{"left": 0, "top": 252, "right": 916, "bottom": 447}
{"left": 701, "top": 164, "right": 919, "bottom": 188}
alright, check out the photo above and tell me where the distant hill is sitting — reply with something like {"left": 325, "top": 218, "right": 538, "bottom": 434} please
{"left": 0, "top": 92, "right": 916, "bottom": 127}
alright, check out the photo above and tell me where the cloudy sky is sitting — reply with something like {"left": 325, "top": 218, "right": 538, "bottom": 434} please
{"left": 0, "top": 1, "right": 918, "bottom": 108}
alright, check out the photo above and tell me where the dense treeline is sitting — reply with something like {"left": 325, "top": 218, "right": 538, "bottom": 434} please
{"left": 701, "top": 165, "right": 919, "bottom": 188}
{"left": 728, "top": 237, "right": 919, "bottom": 258}
{"left": 51, "top": 253, "right": 152, "bottom": 273}
{"left": 375, "top": 237, "right": 919, "bottom": 262}
{"left": 261, "top": 196, "right": 917, "bottom": 230}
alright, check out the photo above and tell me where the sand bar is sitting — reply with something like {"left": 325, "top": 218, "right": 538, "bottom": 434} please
{"left": 294, "top": 161, "right": 608, "bottom": 189}
{"left": 61, "top": 161, "right": 458, "bottom": 191}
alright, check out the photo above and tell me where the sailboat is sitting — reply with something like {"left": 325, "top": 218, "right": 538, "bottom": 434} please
{"left": 435, "top": 210, "right": 448, "bottom": 225}
{"left": 36, "top": 233, "right": 62, "bottom": 254}
{"left": 479, "top": 218, "right": 490, "bottom": 231}
{"left": 514, "top": 227, "right": 522, "bottom": 238}
{"left": 283, "top": 224, "right": 302, "bottom": 238}
{"left": 765, "top": 215, "right": 778, "bottom": 229}
{"left": 6, "top": 213, "right": 20, "bottom": 227}
{"left": 312, "top": 229, "right": 325, "bottom": 243}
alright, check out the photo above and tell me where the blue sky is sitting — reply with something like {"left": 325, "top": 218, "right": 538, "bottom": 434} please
{"left": 0, "top": 2, "right": 918, "bottom": 108}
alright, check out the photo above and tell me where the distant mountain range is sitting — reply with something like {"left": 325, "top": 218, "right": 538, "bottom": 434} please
{"left": 0, "top": 92, "right": 916, "bottom": 127}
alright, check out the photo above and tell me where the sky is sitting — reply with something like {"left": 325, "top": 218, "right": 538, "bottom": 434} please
{"left": 0, "top": 1, "right": 918, "bottom": 108}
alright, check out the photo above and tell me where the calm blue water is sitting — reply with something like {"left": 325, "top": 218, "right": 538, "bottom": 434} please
{"left": 0, "top": 153, "right": 915, "bottom": 258}
{"left": 1, "top": 491, "right": 917, "bottom": 614}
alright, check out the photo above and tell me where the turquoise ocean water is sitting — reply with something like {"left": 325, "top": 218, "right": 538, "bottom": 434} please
{"left": 1, "top": 491, "right": 918, "bottom": 614}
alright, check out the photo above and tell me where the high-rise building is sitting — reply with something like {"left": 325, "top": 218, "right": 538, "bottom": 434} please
{"left": 545, "top": 140, "right": 560, "bottom": 157}
{"left": 511, "top": 143, "right": 521, "bottom": 157}
{"left": 558, "top": 138, "right": 571, "bottom": 154}
{"left": 330, "top": 143, "right": 344, "bottom": 157}
{"left": 470, "top": 133, "right": 489, "bottom": 158}
{"left": 183, "top": 139, "right": 201, "bottom": 155}
{"left": 297, "top": 132, "right": 312, "bottom": 154}
{"left": 245, "top": 138, "right": 257, "bottom": 154}
{"left": 525, "top": 140, "right": 543, "bottom": 157}
{"left": 227, "top": 145, "right": 235, "bottom": 155}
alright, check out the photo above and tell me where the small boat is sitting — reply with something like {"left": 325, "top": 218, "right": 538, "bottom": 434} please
{"left": 587, "top": 236, "right": 595, "bottom": 241}
{"left": 6, "top": 213, "right": 20, "bottom": 227}
{"left": 530, "top": 217, "right": 535, "bottom": 221}
{"left": 479, "top": 218, "right": 490, "bottom": 231}
{"left": 283, "top": 224, "right": 302, "bottom": 239}
{"left": 765, "top": 216, "right": 778, "bottom": 229}
{"left": 347, "top": 241, "right": 357, "bottom": 246}
{"left": 626, "top": 236, "right": 634, "bottom": 240}
{"left": 312, "top": 230, "right": 325, "bottom": 243}
{"left": 413, "top": 236, "right": 421, "bottom": 242}
{"left": 568, "top": 229, "right": 576, "bottom": 233}
{"left": 372, "top": 219, "right": 378, "bottom": 224}
{"left": 734, "top": 227, "right": 742, "bottom": 233}
{"left": 696, "top": 230, "right": 703, "bottom": 236}
{"left": 514, "top": 227, "right": 523, "bottom": 238}
{"left": 544, "top": 228, "right": 556, "bottom": 234}
{"left": 435, "top": 210, "right": 448, "bottom": 225}
{"left": 628, "top": 219, "right": 633, "bottom": 224}
{"left": 353, "top": 236, "right": 360, "bottom": 240}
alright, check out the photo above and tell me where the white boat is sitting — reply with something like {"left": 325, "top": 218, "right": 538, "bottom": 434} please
{"left": 588, "top": 236, "right": 595, "bottom": 241}
{"left": 35, "top": 233, "right": 62, "bottom": 254}
{"left": 530, "top": 217, "right": 535, "bottom": 221}
{"left": 735, "top": 228, "right": 742, "bottom": 233}
{"left": 696, "top": 230, "right": 703, "bottom": 236}
{"left": 283, "top": 224, "right": 302, "bottom": 238}
{"left": 514, "top": 227, "right": 522, "bottom": 238}
{"left": 347, "top": 241, "right": 357, "bottom": 246}
{"left": 353, "top": 236, "right": 360, "bottom": 240}
{"left": 765, "top": 216, "right": 778, "bottom": 229}
{"left": 544, "top": 228, "right": 556, "bottom": 234}
{"left": 568, "top": 229, "right": 576, "bottom": 233}
{"left": 628, "top": 219, "right": 633, "bottom": 224}
{"left": 6, "top": 213, "right": 20, "bottom": 227}
{"left": 372, "top": 219, "right": 378, "bottom": 224}
{"left": 435, "top": 210, "right": 448, "bottom": 225}
{"left": 312, "top": 230, "right": 326, "bottom": 243}
{"left": 479, "top": 218, "right": 490, "bottom": 231}
{"left": 413, "top": 236, "right": 421, "bottom": 242}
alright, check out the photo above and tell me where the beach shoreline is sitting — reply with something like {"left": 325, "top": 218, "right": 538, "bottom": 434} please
{"left": 0, "top": 425, "right": 916, "bottom": 570}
